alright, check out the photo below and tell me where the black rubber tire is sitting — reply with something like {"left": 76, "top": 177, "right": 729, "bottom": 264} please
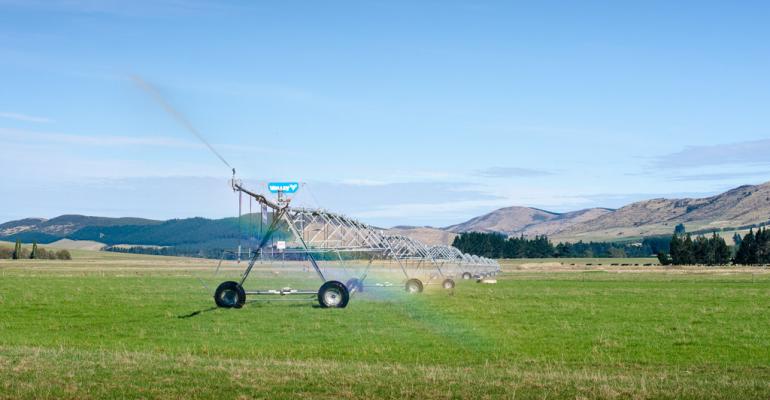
{"left": 318, "top": 280, "right": 350, "bottom": 308}
{"left": 462, "top": 272, "right": 472, "bottom": 280}
{"left": 405, "top": 278, "right": 423, "bottom": 293}
{"left": 345, "top": 278, "right": 364, "bottom": 293}
{"left": 442, "top": 278, "right": 455, "bottom": 290}
{"left": 214, "top": 281, "right": 246, "bottom": 308}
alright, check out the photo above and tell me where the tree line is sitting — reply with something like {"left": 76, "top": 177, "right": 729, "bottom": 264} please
{"left": 451, "top": 232, "right": 668, "bottom": 259}
{"left": 733, "top": 228, "right": 770, "bottom": 265}
{"left": 656, "top": 227, "right": 770, "bottom": 266}
{"left": 657, "top": 233, "right": 731, "bottom": 265}
{"left": 451, "top": 229, "right": 766, "bottom": 267}
{"left": 0, "top": 239, "right": 72, "bottom": 260}
{"left": 451, "top": 232, "right": 553, "bottom": 258}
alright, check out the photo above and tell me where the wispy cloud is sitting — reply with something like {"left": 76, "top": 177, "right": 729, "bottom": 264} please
{"left": 339, "top": 178, "right": 391, "bottom": 187}
{"left": 353, "top": 199, "right": 509, "bottom": 222}
{"left": 475, "top": 166, "right": 552, "bottom": 178}
{"left": 669, "top": 171, "right": 770, "bottom": 182}
{"left": 0, "top": 127, "right": 278, "bottom": 154}
{"left": 0, "top": 127, "right": 200, "bottom": 148}
{"left": 0, "top": 111, "right": 52, "bottom": 123}
{"left": 655, "top": 139, "right": 770, "bottom": 168}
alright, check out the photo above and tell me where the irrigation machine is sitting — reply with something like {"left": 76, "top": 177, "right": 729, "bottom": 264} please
{"left": 131, "top": 75, "right": 500, "bottom": 310}
{"left": 212, "top": 176, "right": 497, "bottom": 308}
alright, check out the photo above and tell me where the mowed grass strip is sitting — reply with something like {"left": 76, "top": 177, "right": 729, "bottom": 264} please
{"left": 1, "top": 256, "right": 769, "bottom": 398}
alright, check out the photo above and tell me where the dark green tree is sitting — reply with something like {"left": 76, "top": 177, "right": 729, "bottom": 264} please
{"left": 733, "top": 232, "right": 742, "bottom": 246}
{"left": 712, "top": 233, "right": 731, "bottom": 265}
{"left": 755, "top": 228, "right": 770, "bottom": 264}
{"left": 674, "top": 223, "right": 686, "bottom": 235}
{"left": 693, "top": 235, "right": 709, "bottom": 264}
{"left": 657, "top": 252, "right": 672, "bottom": 265}
{"left": 12, "top": 239, "right": 21, "bottom": 260}
{"left": 681, "top": 234, "right": 695, "bottom": 265}
{"left": 669, "top": 234, "right": 682, "bottom": 264}
{"left": 30, "top": 242, "right": 38, "bottom": 259}
{"left": 735, "top": 229, "right": 756, "bottom": 265}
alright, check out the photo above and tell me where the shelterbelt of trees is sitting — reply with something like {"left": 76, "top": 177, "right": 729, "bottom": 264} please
{"left": 657, "top": 233, "right": 731, "bottom": 265}
{"left": 451, "top": 232, "right": 669, "bottom": 259}
{"left": 732, "top": 228, "right": 770, "bottom": 265}
{"left": 453, "top": 228, "right": 770, "bottom": 266}
{"left": 655, "top": 225, "right": 770, "bottom": 265}
{"left": 0, "top": 239, "right": 71, "bottom": 260}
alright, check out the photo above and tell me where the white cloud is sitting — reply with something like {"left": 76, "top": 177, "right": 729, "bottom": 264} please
{"left": 668, "top": 171, "right": 770, "bottom": 182}
{"left": 655, "top": 139, "right": 770, "bottom": 168}
{"left": 475, "top": 166, "right": 552, "bottom": 178}
{"left": 0, "top": 112, "right": 52, "bottom": 123}
{"left": 0, "top": 127, "right": 280, "bottom": 154}
{"left": 338, "top": 178, "right": 391, "bottom": 187}
{"left": 353, "top": 199, "right": 509, "bottom": 221}
{"left": 0, "top": 127, "right": 198, "bottom": 148}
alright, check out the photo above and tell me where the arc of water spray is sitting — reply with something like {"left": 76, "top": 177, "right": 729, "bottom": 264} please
{"left": 130, "top": 75, "right": 235, "bottom": 173}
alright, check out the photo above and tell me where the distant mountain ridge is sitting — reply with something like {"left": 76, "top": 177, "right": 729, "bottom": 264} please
{"left": 3, "top": 181, "right": 770, "bottom": 247}
{"left": 552, "top": 182, "right": 770, "bottom": 241}
{"left": 0, "top": 215, "right": 161, "bottom": 238}
{"left": 444, "top": 181, "right": 770, "bottom": 242}
{"left": 445, "top": 206, "right": 614, "bottom": 237}
{"left": 0, "top": 215, "right": 238, "bottom": 251}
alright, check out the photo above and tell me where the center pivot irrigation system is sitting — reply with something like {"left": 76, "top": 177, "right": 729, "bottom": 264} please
{"left": 213, "top": 178, "right": 500, "bottom": 308}
{"left": 132, "top": 75, "right": 500, "bottom": 309}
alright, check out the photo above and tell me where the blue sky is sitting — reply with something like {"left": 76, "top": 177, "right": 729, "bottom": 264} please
{"left": 1, "top": 0, "right": 769, "bottom": 227}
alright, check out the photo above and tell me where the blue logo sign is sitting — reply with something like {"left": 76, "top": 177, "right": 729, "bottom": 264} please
{"left": 268, "top": 182, "right": 299, "bottom": 193}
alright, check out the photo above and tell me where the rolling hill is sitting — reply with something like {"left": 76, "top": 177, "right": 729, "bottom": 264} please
{"left": 443, "top": 181, "right": 770, "bottom": 242}
{"left": 445, "top": 206, "right": 614, "bottom": 237}
{"left": 445, "top": 206, "right": 560, "bottom": 234}
{"left": 0, "top": 213, "right": 287, "bottom": 258}
{"left": 0, "top": 215, "right": 161, "bottom": 238}
{"left": 552, "top": 183, "right": 770, "bottom": 241}
{"left": 3, "top": 181, "right": 770, "bottom": 248}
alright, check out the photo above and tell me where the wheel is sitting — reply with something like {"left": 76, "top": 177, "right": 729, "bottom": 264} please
{"left": 442, "top": 278, "right": 455, "bottom": 290}
{"left": 214, "top": 281, "right": 246, "bottom": 308}
{"left": 462, "top": 272, "right": 472, "bottom": 280}
{"left": 318, "top": 280, "right": 349, "bottom": 308}
{"left": 405, "top": 278, "right": 423, "bottom": 294}
{"left": 345, "top": 278, "right": 364, "bottom": 293}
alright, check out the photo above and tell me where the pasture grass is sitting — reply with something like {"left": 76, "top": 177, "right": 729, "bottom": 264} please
{"left": 0, "top": 254, "right": 769, "bottom": 399}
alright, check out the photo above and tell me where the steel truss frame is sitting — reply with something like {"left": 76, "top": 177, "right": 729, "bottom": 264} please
{"left": 428, "top": 245, "right": 501, "bottom": 278}
{"left": 214, "top": 180, "right": 498, "bottom": 308}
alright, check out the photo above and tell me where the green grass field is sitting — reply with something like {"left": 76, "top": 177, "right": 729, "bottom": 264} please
{"left": 1, "top": 252, "right": 769, "bottom": 399}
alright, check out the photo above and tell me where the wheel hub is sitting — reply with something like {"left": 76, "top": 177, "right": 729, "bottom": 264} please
{"left": 220, "top": 289, "right": 238, "bottom": 306}
{"left": 323, "top": 289, "right": 341, "bottom": 306}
